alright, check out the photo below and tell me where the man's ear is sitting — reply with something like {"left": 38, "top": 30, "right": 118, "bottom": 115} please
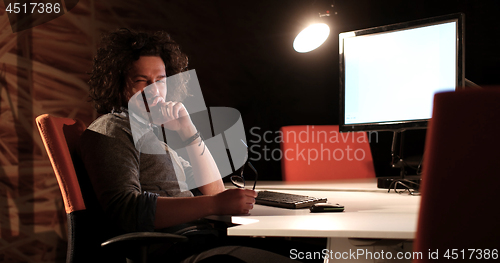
{"left": 122, "top": 81, "right": 133, "bottom": 102}
{"left": 122, "top": 87, "right": 132, "bottom": 109}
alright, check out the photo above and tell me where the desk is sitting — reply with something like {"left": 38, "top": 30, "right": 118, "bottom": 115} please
{"left": 219, "top": 179, "right": 421, "bottom": 262}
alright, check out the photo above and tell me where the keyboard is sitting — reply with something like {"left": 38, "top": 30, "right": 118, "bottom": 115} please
{"left": 255, "top": 190, "right": 327, "bottom": 209}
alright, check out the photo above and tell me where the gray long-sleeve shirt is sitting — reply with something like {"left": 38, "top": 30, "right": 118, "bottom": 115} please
{"left": 78, "top": 108, "right": 195, "bottom": 233}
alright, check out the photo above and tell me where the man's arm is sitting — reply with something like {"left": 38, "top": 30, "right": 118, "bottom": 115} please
{"left": 154, "top": 188, "right": 256, "bottom": 229}
{"left": 158, "top": 101, "right": 225, "bottom": 195}
{"left": 177, "top": 124, "right": 225, "bottom": 195}
{"left": 79, "top": 118, "right": 158, "bottom": 233}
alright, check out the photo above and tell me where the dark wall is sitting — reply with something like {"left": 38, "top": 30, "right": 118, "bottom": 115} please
{"left": 146, "top": 0, "right": 500, "bottom": 180}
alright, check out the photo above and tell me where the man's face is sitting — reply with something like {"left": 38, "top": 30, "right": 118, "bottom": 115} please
{"left": 125, "top": 56, "right": 167, "bottom": 115}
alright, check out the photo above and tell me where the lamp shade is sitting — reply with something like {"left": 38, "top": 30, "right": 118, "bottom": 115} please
{"left": 293, "top": 23, "right": 330, "bottom": 53}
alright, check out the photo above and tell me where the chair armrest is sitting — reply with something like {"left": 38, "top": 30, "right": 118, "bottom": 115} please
{"left": 101, "top": 232, "right": 188, "bottom": 248}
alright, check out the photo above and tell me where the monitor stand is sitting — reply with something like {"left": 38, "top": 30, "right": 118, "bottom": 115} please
{"left": 377, "top": 130, "right": 421, "bottom": 193}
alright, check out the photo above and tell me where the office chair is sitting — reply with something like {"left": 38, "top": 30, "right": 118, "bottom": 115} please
{"left": 414, "top": 89, "right": 500, "bottom": 262}
{"left": 36, "top": 114, "right": 187, "bottom": 263}
{"left": 280, "top": 125, "right": 375, "bottom": 181}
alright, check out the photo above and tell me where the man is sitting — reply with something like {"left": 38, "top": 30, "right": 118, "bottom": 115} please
{"left": 79, "top": 28, "right": 298, "bottom": 262}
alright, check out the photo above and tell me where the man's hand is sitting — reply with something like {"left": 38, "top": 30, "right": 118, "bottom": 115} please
{"left": 151, "top": 101, "right": 196, "bottom": 139}
{"left": 212, "top": 188, "right": 257, "bottom": 215}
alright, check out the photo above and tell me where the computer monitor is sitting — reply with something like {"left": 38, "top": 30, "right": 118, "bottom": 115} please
{"left": 339, "top": 13, "right": 464, "bottom": 132}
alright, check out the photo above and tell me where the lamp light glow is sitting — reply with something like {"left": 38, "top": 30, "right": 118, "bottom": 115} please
{"left": 293, "top": 23, "right": 330, "bottom": 53}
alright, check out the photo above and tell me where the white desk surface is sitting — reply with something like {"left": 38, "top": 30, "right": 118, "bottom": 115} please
{"left": 219, "top": 179, "right": 420, "bottom": 240}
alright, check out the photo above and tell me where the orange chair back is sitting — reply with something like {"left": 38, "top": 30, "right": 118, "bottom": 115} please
{"left": 280, "top": 125, "right": 375, "bottom": 181}
{"left": 414, "top": 89, "right": 500, "bottom": 261}
{"left": 36, "top": 114, "right": 87, "bottom": 214}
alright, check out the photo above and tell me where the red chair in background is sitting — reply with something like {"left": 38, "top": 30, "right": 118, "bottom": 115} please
{"left": 280, "top": 125, "right": 375, "bottom": 181}
{"left": 414, "top": 88, "right": 500, "bottom": 262}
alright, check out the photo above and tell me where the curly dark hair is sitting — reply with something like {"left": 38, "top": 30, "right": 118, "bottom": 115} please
{"left": 89, "top": 28, "right": 189, "bottom": 114}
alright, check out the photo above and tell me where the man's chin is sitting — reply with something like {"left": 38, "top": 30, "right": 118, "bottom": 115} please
{"left": 149, "top": 96, "right": 165, "bottom": 108}
{"left": 149, "top": 105, "right": 167, "bottom": 125}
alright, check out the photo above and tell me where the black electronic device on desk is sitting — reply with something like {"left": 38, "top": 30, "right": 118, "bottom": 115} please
{"left": 255, "top": 190, "right": 327, "bottom": 209}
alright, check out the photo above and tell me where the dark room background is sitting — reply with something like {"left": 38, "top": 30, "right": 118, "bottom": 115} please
{"left": 166, "top": 0, "right": 500, "bottom": 180}
{"left": 0, "top": 0, "right": 498, "bottom": 262}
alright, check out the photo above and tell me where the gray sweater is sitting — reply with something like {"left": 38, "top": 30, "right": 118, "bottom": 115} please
{"left": 78, "top": 109, "right": 195, "bottom": 233}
